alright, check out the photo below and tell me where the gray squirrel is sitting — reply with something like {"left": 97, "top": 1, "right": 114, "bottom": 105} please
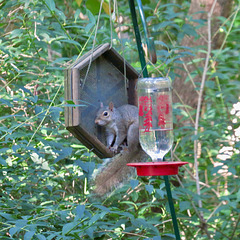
{"left": 95, "top": 102, "right": 139, "bottom": 152}
{"left": 93, "top": 102, "right": 149, "bottom": 196}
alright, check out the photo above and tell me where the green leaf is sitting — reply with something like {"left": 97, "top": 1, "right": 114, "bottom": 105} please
{"left": 211, "top": 165, "right": 223, "bottom": 175}
{"left": 74, "top": 9, "right": 81, "bottom": 21}
{"left": 88, "top": 214, "right": 100, "bottom": 225}
{"left": 211, "top": 72, "right": 228, "bottom": 80}
{"left": 85, "top": 9, "right": 96, "bottom": 32}
{"left": 85, "top": 0, "right": 101, "bottom": 15}
{"left": 24, "top": 231, "right": 35, "bottom": 240}
{"left": 131, "top": 191, "right": 139, "bottom": 202}
{"left": 157, "top": 50, "right": 170, "bottom": 57}
{"left": 86, "top": 227, "right": 94, "bottom": 238}
{"left": 76, "top": 205, "right": 86, "bottom": 219}
{"left": 179, "top": 201, "right": 191, "bottom": 212}
{"left": 163, "top": 233, "right": 176, "bottom": 238}
{"left": 9, "top": 227, "right": 20, "bottom": 237}
{"left": 228, "top": 167, "right": 236, "bottom": 175}
{"left": 55, "top": 9, "right": 66, "bottom": 22}
{"left": 158, "top": 3, "right": 182, "bottom": 9}
{"left": 205, "top": 80, "right": 215, "bottom": 89}
{"left": 94, "top": 205, "right": 111, "bottom": 212}
{"left": 76, "top": 0, "right": 83, "bottom": 6}
{"left": 117, "top": 211, "right": 134, "bottom": 218}
{"left": 0, "top": 98, "right": 13, "bottom": 107}
{"left": 155, "top": 40, "right": 169, "bottom": 49}
{"left": 15, "top": 219, "right": 28, "bottom": 228}
{"left": 152, "top": 21, "right": 174, "bottom": 31}
{"left": 20, "top": 86, "right": 32, "bottom": 95}
{"left": 0, "top": 212, "right": 15, "bottom": 220}
{"left": 50, "top": 107, "right": 62, "bottom": 122}
{"left": 0, "top": 156, "right": 7, "bottom": 166}
{"left": 130, "top": 179, "right": 139, "bottom": 189}
{"left": 60, "top": 39, "right": 82, "bottom": 47}
{"left": 54, "top": 147, "right": 72, "bottom": 163}
{"left": 9, "top": 29, "right": 23, "bottom": 39}
{"left": 0, "top": 114, "right": 22, "bottom": 120}
{"left": 182, "top": 24, "right": 198, "bottom": 37}
{"left": 132, "top": 218, "right": 148, "bottom": 228}
{"left": 36, "top": 234, "right": 46, "bottom": 240}
{"left": 75, "top": 160, "right": 95, "bottom": 174}
{"left": 62, "top": 222, "right": 76, "bottom": 235}
{"left": 45, "top": 0, "right": 56, "bottom": 11}
{"left": 145, "top": 184, "right": 154, "bottom": 194}
{"left": 156, "top": 189, "right": 165, "bottom": 198}
{"left": 35, "top": 106, "right": 45, "bottom": 119}
{"left": 191, "top": 134, "right": 199, "bottom": 141}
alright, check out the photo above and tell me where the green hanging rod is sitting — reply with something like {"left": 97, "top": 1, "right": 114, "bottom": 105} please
{"left": 128, "top": 0, "right": 157, "bottom": 78}
{"left": 135, "top": 0, "right": 157, "bottom": 65}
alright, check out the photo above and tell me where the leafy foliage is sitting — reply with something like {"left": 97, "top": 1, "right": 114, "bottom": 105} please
{"left": 0, "top": 0, "right": 239, "bottom": 239}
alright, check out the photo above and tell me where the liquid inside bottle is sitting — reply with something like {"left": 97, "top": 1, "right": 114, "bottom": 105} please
{"left": 139, "top": 128, "right": 173, "bottom": 161}
{"left": 137, "top": 77, "right": 173, "bottom": 161}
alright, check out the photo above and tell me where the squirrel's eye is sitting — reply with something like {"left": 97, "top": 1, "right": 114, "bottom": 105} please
{"left": 103, "top": 111, "right": 109, "bottom": 117}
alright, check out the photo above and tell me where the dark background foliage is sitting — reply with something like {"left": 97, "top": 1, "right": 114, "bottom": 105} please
{"left": 0, "top": 0, "right": 239, "bottom": 239}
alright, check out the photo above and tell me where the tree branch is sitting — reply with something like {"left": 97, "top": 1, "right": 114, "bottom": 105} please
{"left": 194, "top": 0, "right": 217, "bottom": 223}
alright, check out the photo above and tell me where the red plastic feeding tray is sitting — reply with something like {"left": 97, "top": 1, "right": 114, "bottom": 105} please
{"left": 127, "top": 162, "right": 188, "bottom": 176}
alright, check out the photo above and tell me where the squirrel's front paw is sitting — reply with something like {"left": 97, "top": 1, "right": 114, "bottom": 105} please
{"left": 110, "top": 146, "right": 118, "bottom": 153}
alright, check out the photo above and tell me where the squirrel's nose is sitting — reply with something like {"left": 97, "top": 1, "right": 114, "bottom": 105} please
{"left": 95, "top": 119, "right": 99, "bottom": 124}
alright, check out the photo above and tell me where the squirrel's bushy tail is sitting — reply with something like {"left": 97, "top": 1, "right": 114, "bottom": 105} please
{"left": 92, "top": 147, "right": 148, "bottom": 197}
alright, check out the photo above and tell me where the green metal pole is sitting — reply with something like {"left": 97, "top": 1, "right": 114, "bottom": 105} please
{"left": 128, "top": 0, "right": 148, "bottom": 78}
{"left": 164, "top": 175, "right": 181, "bottom": 240}
{"left": 128, "top": 0, "right": 181, "bottom": 239}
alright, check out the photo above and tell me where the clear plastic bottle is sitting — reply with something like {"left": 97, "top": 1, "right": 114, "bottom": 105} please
{"left": 137, "top": 77, "right": 173, "bottom": 161}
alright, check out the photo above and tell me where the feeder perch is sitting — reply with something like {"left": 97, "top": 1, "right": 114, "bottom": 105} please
{"left": 127, "top": 162, "right": 188, "bottom": 176}
{"left": 64, "top": 43, "right": 139, "bottom": 158}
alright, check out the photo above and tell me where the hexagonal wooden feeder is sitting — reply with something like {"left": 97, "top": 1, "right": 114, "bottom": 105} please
{"left": 65, "top": 43, "right": 139, "bottom": 159}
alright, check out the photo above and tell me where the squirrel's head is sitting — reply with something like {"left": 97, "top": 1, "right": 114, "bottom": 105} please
{"left": 95, "top": 102, "right": 114, "bottom": 126}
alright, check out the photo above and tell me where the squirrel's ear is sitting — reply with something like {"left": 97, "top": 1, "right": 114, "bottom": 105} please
{"left": 109, "top": 102, "right": 114, "bottom": 111}
{"left": 100, "top": 102, "right": 104, "bottom": 108}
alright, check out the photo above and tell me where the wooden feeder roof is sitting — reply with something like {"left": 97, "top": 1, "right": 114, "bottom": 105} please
{"left": 65, "top": 43, "right": 139, "bottom": 158}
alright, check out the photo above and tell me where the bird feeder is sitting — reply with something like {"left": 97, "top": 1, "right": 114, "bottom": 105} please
{"left": 127, "top": 162, "right": 188, "bottom": 176}
{"left": 127, "top": 0, "right": 189, "bottom": 239}
{"left": 64, "top": 43, "right": 139, "bottom": 158}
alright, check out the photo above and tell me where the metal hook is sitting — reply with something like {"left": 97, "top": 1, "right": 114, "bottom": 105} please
{"left": 135, "top": 0, "right": 157, "bottom": 64}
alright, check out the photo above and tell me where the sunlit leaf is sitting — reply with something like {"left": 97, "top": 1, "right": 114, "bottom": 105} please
{"left": 75, "top": 0, "right": 83, "bottom": 7}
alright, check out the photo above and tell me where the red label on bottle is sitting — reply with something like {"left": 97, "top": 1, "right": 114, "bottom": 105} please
{"left": 157, "top": 95, "right": 170, "bottom": 128}
{"left": 139, "top": 96, "right": 153, "bottom": 132}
